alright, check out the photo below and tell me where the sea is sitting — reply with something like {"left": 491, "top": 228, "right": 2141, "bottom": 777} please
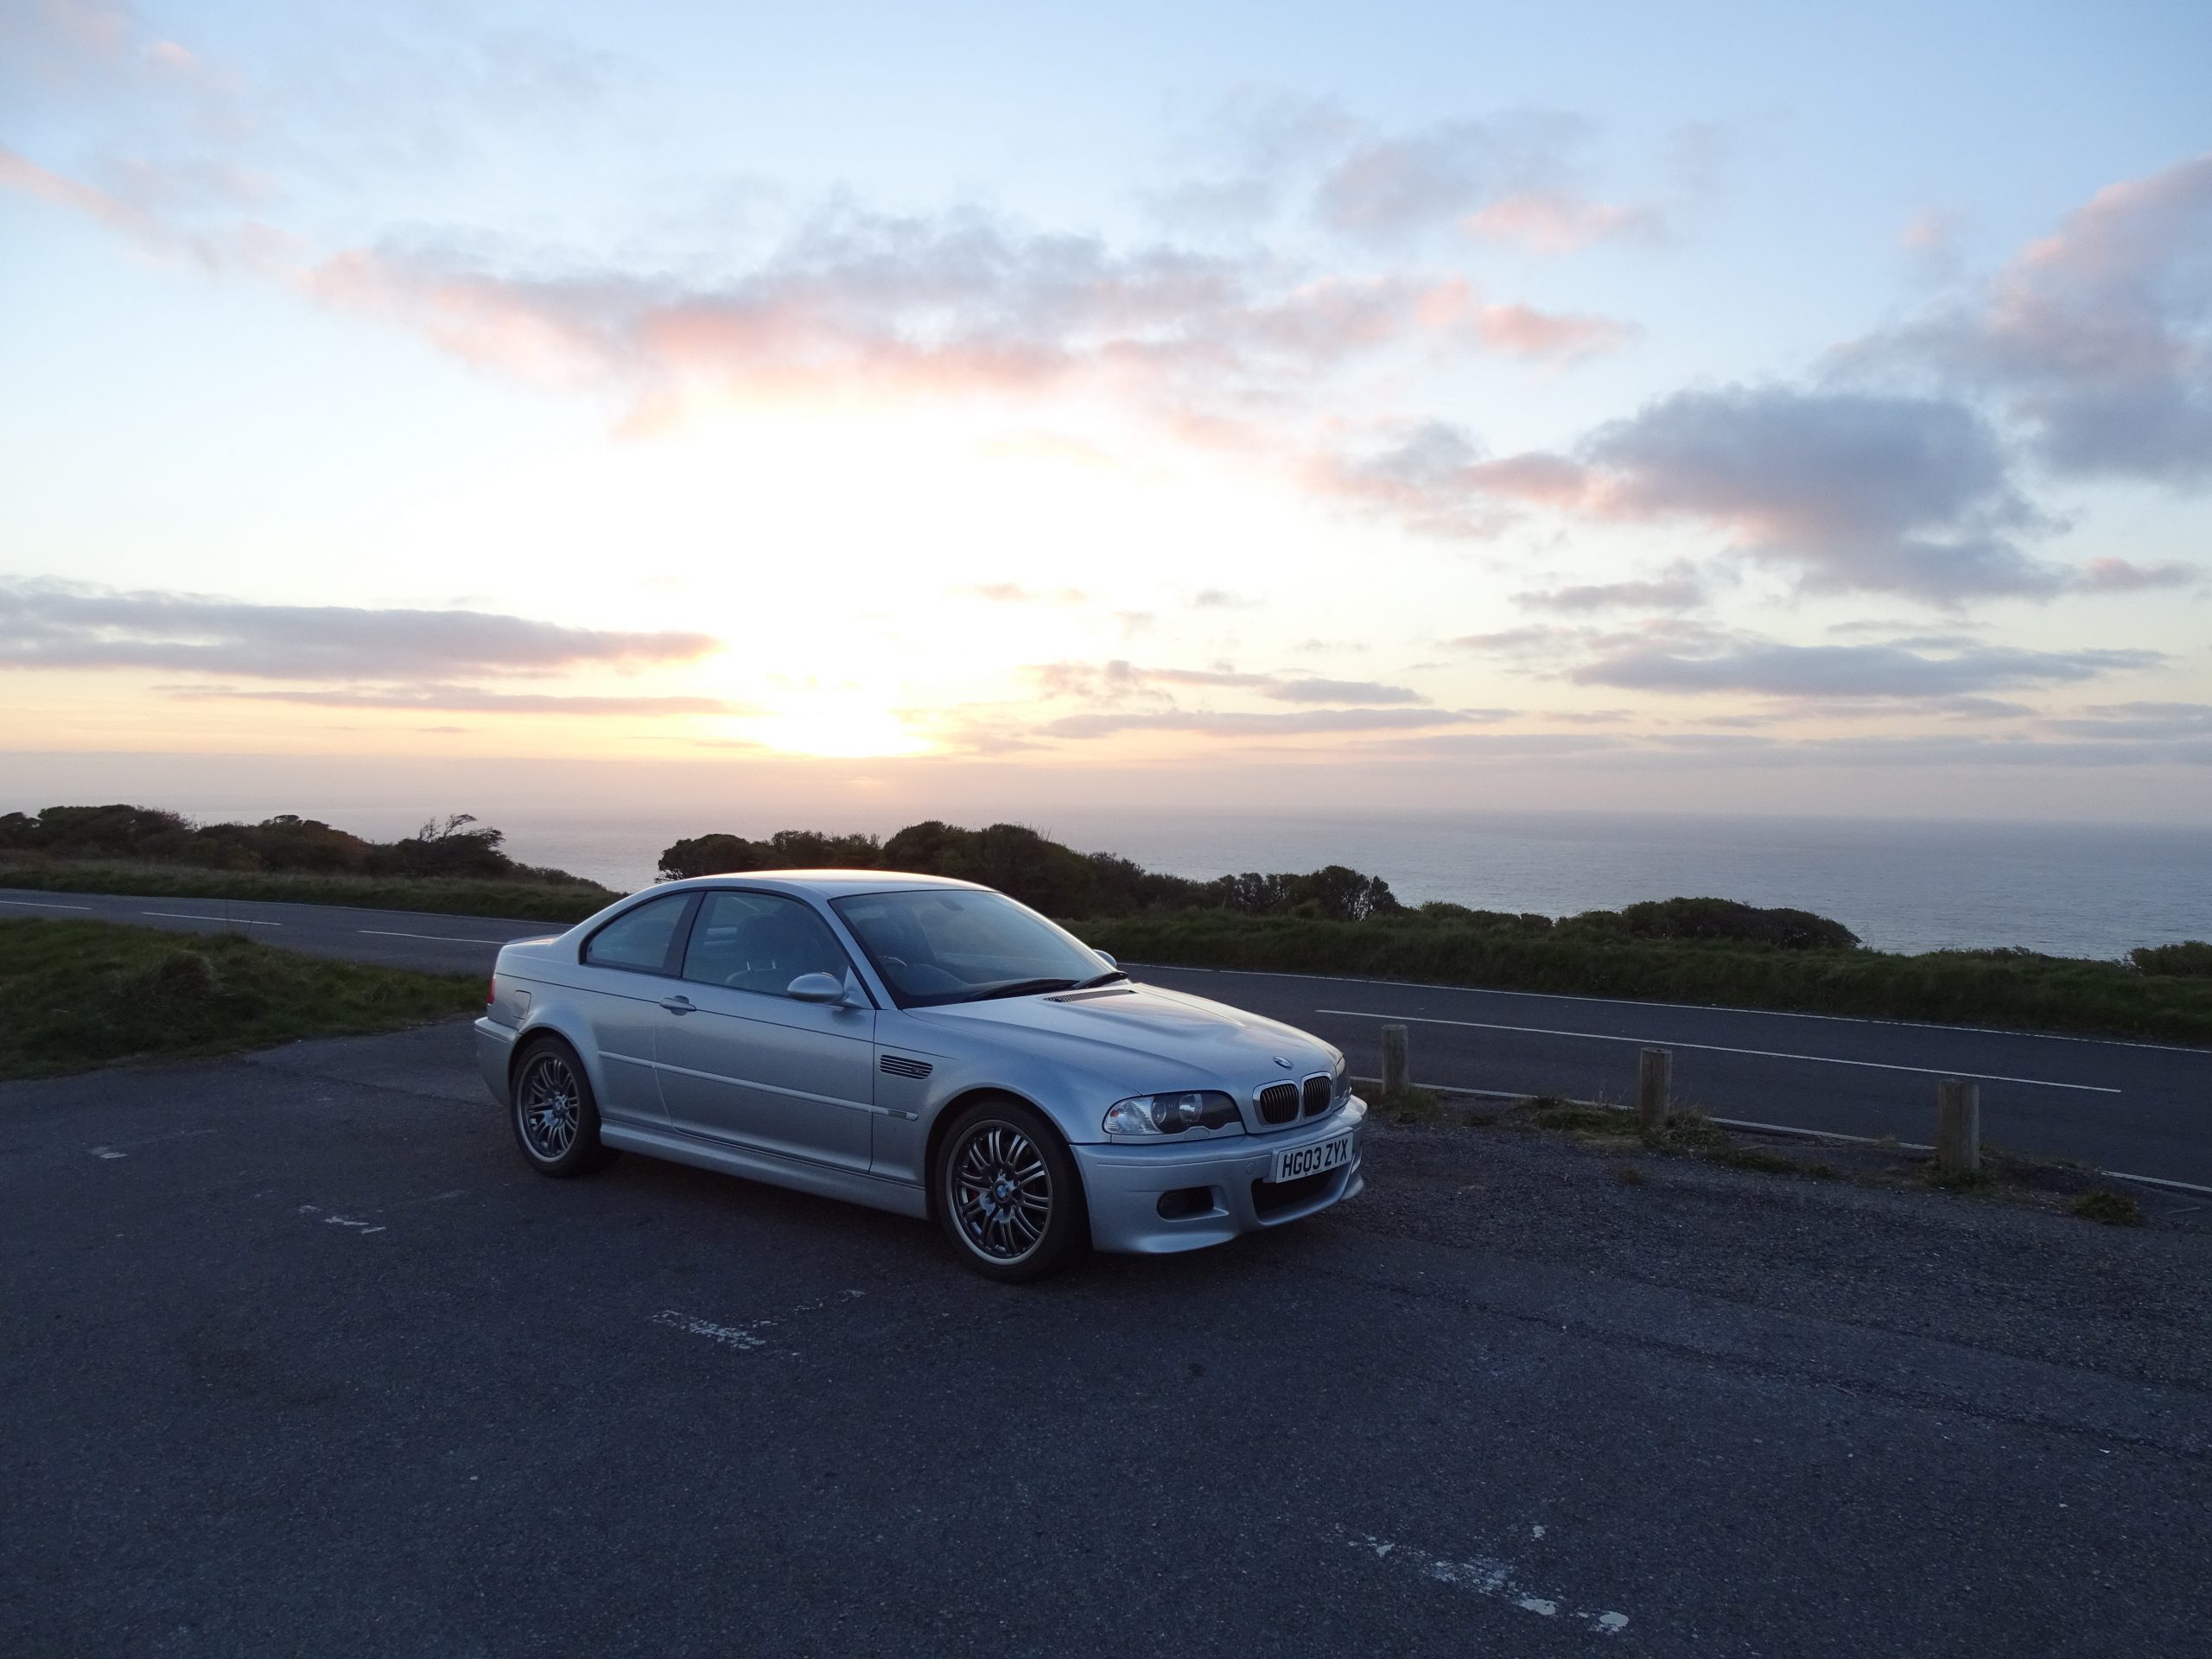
{"left": 473, "top": 807, "right": 2208, "bottom": 962}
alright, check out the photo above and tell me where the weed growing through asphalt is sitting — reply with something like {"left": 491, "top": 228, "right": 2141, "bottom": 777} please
{"left": 2072, "top": 1188, "right": 2145, "bottom": 1226}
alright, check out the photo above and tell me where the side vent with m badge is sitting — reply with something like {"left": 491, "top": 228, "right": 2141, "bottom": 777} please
{"left": 880, "top": 1054, "right": 933, "bottom": 1080}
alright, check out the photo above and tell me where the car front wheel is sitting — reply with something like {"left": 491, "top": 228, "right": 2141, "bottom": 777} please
{"left": 935, "top": 1098, "right": 1085, "bottom": 1282}
{"left": 511, "top": 1037, "right": 618, "bottom": 1177}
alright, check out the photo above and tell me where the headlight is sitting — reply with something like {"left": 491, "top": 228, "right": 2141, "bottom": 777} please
{"left": 1103, "top": 1090, "right": 1241, "bottom": 1135}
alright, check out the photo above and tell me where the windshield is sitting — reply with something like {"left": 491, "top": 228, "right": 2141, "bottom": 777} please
{"left": 830, "top": 887, "right": 1118, "bottom": 1007}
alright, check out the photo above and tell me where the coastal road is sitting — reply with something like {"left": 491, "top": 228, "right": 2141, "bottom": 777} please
{"left": 3, "top": 1022, "right": 2208, "bottom": 1656}
{"left": 6, "top": 884, "right": 2208, "bottom": 1188}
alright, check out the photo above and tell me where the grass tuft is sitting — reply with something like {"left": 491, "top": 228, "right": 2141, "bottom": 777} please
{"left": 2071, "top": 1187, "right": 2146, "bottom": 1226}
{"left": 0, "top": 918, "right": 483, "bottom": 1080}
{"left": 1375, "top": 1084, "right": 1445, "bottom": 1125}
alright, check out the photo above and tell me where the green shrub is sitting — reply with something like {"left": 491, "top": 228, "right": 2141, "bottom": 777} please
{"left": 2132, "top": 940, "right": 2212, "bottom": 978}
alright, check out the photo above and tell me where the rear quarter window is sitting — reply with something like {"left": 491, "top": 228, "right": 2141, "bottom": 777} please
{"left": 582, "top": 893, "right": 691, "bottom": 974}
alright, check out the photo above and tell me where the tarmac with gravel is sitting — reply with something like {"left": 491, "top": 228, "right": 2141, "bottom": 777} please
{"left": 3, "top": 1019, "right": 2208, "bottom": 1656}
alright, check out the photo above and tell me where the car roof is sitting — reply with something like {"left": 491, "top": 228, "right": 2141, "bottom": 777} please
{"left": 654, "top": 868, "right": 990, "bottom": 900}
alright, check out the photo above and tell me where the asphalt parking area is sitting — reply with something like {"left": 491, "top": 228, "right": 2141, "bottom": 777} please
{"left": 3, "top": 1022, "right": 2208, "bottom": 1657}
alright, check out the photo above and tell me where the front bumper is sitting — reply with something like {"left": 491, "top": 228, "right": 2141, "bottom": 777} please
{"left": 474, "top": 1016, "right": 517, "bottom": 1107}
{"left": 1071, "top": 1097, "right": 1366, "bottom": 1255}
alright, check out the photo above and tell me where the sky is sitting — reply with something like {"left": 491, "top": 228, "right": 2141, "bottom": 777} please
{"left": 3, "top": 0, "right": 2211, "bottom": 828}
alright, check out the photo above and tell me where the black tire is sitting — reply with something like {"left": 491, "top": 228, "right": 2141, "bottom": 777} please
{"left": 934, "top": 1097, "right": 1086, "bottom": 1282}
{"left": 510, "top": 1036, "right": 619, "bottom": 1178}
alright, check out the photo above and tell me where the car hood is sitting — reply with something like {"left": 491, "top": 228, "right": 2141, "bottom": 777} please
{"left": 913, "top": 980, "right": 1338, "bottom": 1085}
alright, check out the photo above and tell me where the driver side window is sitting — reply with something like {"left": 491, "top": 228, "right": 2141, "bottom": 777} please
{"left": 681, "top": 892, "right": 849, "bottom": 996}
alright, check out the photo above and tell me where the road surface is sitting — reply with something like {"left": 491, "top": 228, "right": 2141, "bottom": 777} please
{"left": 6, "top": 884, "right": 2206, "bottom": 1186}
{"left": 3, "top": 1021, "right": 2206, "bottom": 1656}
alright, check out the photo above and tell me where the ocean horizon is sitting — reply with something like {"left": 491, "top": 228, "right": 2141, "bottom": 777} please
{"left": 414, "top": 805, "right": 2209, "bottom": 962}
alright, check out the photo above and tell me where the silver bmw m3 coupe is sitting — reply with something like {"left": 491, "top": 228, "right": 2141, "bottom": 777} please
{"left": 474, "top": 870, "right": 1366, "bottom": 1280}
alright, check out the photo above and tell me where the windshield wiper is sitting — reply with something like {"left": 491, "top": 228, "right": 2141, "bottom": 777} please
{"left": 1071, "top": 969, "right": 1129, "bottom": 989}
{"left": 963, "top": 977, "right": 1081, "bottom": 1002}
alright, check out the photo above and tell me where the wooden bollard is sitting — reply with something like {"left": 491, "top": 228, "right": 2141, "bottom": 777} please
{"left": 1637, "top": 1047, "right": 1672, "bottom": 1130}
{"left": 1936, "top": 1078, "right": 1981, "bottom": 1174}
{"left": 1380, "top": 1024, "right": 1409, "bottom": 1097}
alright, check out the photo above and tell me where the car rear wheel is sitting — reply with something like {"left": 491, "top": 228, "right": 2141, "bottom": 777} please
{"left": 511, "top": 1037, "right": 619, "bottom": 1178}
{"left": 935, "top": 1098, "right": 1085, "bottom": 1282}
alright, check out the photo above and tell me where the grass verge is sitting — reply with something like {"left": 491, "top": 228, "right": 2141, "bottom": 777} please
{"left": 1396, "top": 1086, "right": 2154, "bottom": 1224}
{"left": 0, "top": 860, "right": 614, "bottom": 925}
{"left": 1078, "top": 912, "right": 2212, "bottom": 1045}
{"left": 0, "top": 918, "right": 484, "bottom": 1080}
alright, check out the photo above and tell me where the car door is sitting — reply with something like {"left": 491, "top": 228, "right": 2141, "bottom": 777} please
{"left": 567, "top": 891, "right": 696, "bottom": 1126}
{"left": 653, "top": 890, "right": 877, "bottom": 1171}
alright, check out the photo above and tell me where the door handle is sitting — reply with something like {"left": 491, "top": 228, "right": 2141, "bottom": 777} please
{"left": 658, "top": 995, "right": 696, "bottom": 1014}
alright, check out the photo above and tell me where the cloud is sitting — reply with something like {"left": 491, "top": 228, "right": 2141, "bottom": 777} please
{"left": 288, "top": 209, "right": 1615, "bottom": 423}
{"left": 1310, "top": 111, "right": 1596, "bottom": 242}
{"left": 1463, "top": 190, "right": 1663, "bottom": 254}
{"left": 2041, "top": 702, "right": 2212, "bottom": 740}
{"left": 0, "top": 579, "right": 718, "bottom": 679}
{"left": 957, "top": 582, "right": 1090, "bottom": 605}
{"left": 1303, "top": 420, "right": 1589, "bottom": 538}
{"left": 2079, "top": 556, "right": 2199, "bottom": 593}
{"left": 1843, "top": 154, "right": 2212, "bottom": 484}
{"left": 1261, "top": 677, "right": 1422, "bottom": 705}
{"left": 1570, "top": 639, "right": 2161, "bottom": 699}
{"left": 1041, "top": 706, "right": 1504, "bottom": 739}
{"left": 1516, "top": 562, "right": 1706, "bottom": 613}
{"left": 162, "top": 683, "right": 746, "bottom": 715}
{"left": 1573, "top": 385, "right": 2062, "bottom": 602}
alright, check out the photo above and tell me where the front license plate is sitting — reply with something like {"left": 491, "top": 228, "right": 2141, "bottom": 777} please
{"left": 1272, "top": 1132, "right": 1352, "bottom": 1185}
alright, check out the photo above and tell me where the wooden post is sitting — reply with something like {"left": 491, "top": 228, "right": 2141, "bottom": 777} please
{"left": 1637, "top": 1047, "right": 1672, "bottom": 1130}
{"left": 1380, "top": 1024, "right": 1409, "bottom": 1097}
{"left": 1936, "top": 1078, "right": 1981, "bottom": 1175}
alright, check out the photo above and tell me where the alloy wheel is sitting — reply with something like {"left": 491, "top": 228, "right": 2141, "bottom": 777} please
{"left": 518, "top": 1051, "right": 581, "bottom": 1161}
{"left": 948, "top": 1122, "right": 1052, "bottom": 1262}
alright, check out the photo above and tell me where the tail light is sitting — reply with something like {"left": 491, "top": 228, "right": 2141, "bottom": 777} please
{"left": 486, "top": 975, "right": 497, "bottom": 1006}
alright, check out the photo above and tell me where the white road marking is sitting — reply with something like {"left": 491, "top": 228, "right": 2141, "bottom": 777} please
{"left": 1135, "top": 961, "right": 2209, "bottom": 1054}
{"left": 652, "top": 1289, "right": 866, "bottom": 1354}
{"left": 1319, "top": 1007, "right": 2120, "bottom": 1094}
{"left": 2098, "top": 1170, "right": 2212, "bottom": 1198}
{"left": 1345, "top": 1529, "right": 1627, "bottom": 1636}
{"left": 141, "top": 910, "right": 282, "bottom": 926}
{"left": 358, "top": 928, "right": 516, "bottom": 944}
{"left": 295, "top": 1203, "right": 385, "bottom": 1235}
{"left": 86, "top": 1127, "right": 218, "bottom": 1159}
{"left": 653, "top": 1310, "right": 769, "bottom": 1351}
{"left": 0, "top": 898, "right": 92, "bottom": 910}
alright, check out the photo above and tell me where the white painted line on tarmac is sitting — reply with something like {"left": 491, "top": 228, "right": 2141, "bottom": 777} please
{"left": 0, "top": 898, "right": 92, "bottom": 910}
{"left": 142, "top": 910, "right": 282, "bottom": 926}
{"left": 1319, "top": 1007, "right": 2120, "bottom": 1094}
{"left": 652, "top": 1289, "right": 866, "bottom": 1355}
{"left": 2098, "top": 1170, "right": 2212, "bottom": 1198}
{"left": 1344, "top": 1528, "right": 1627, "bottom": 1635}
{"left": 653, "top": 1309, "right": 769, "bottom": 1351}
{"left": 358, "top": 928, "right": 514, "bottom": 944}
{"left": 296, "top": 1203, "right": 385, "bottom": 1236}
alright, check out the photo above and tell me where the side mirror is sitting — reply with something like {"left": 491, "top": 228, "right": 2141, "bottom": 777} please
{"left": 1093, "top": 950, "right": 1118, "bottom": 969}
{"left": 785, "top": 972, "right": 844, "bottom": 1003}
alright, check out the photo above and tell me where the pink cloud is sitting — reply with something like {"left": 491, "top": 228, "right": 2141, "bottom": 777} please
{"left": 1463, "top": 190, "right": 1661, "bottom": 253}
{"left": 2079, "top": 556, "right": 2197, "bottom": 593}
